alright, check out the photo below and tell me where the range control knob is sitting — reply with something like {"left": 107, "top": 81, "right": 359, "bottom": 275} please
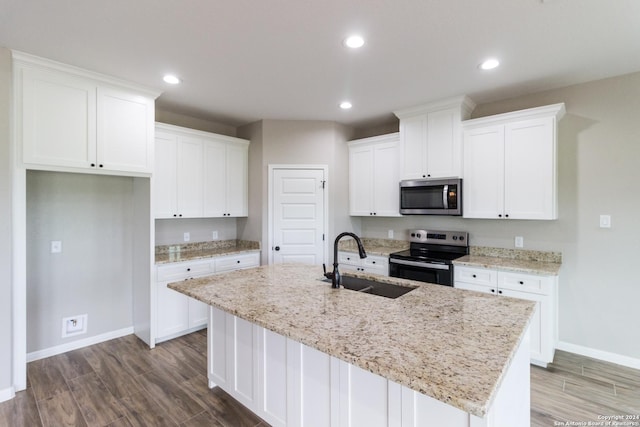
{"left": 410, "top": 233, "right": 415, "bottom": 237}
{"left": 459, "top": 236, "right": 465, "bottom": 241}
{"left": 416, "top": 233, "right": 421, "bottom": 238}
{"left": 452, "top": 236, "right": 458, "bottom": 241}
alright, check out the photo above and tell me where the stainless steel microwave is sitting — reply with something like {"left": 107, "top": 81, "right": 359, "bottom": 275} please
{"left": 399, "top": 178, "right": 462, "bottom": 215}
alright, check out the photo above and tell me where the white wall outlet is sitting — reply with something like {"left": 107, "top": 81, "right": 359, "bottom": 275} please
{"left": 50, "top": 240, "right": 62, "bottom": 254}
{"left": 183, "top": 232, "right": 190, "bottom": 242}
{"left": 388, "top": 229, "right": 394, "bottom": 239}
{"left": 599, "top": 215, "right": 611, "bottom": 228}
{"left": 62, "top": 314, "right": 88, "bottom": 338}
{"left": 515, "top": 236, "right": 524, "bottom": 248}
{"left": 212, "top": 230, "right": 219, "bottom": 240}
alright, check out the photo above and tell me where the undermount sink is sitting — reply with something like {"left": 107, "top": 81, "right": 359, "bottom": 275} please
{"left": 335, "top": 276, "right": 416, "bottom": 299}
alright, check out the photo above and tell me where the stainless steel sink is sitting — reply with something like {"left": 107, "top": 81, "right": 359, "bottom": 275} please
{"left": 339, "top": 276, "right": 416, "bottom": 299}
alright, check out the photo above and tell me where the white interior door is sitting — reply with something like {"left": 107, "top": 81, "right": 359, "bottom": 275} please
{"left": 271, "top": 168, "right": 326, "bottom": 265}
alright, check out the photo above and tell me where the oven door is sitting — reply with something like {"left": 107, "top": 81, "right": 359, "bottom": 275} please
{"left": 389, "top": 259, "right": 453, "bottom": 286}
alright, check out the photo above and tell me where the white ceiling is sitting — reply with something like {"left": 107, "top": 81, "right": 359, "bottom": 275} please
{"left": 1, "top": 0, "right": 639, "bottom": 129}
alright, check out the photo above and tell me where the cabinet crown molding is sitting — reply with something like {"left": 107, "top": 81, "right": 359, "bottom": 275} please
{"left": 12, "top": 50, "right": 162, "bottom": 99}
{"left": 155, "top": 122, "right": 250, "bottom": 146}
{"left": 347, "top": 132, "right": 399, "bottom": 147}
{"left": 462, "top": 103, "right": 566, "bottom": 129}
{"left": 393, "top": 95, "right": 476, "bottom": 119}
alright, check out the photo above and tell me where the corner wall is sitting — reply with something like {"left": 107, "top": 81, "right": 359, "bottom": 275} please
{"left": 0, "top": 46, "right": 14, "bottom": 399}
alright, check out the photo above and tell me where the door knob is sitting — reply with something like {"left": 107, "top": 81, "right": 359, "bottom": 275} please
{"left": 274, "top": 246, "right": 280, "bottom": 251}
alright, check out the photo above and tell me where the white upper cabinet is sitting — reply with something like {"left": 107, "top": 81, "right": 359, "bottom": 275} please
{"left": 462, "top": 103, "right": 565, "bottom": 220}
{"left": 348, "top": 133, "right": 401, "bottom": 217}
{"left": 204, "top": 138, "right": 249, "bottom": 217}
{"left": 154, "top": 123, "right": 249, "bottom": 219}
{"left": 14, "top": 52, "right": 158, "bottom": 176}
{"left": 394, "top": 96, "right": 475, "bottom": 180}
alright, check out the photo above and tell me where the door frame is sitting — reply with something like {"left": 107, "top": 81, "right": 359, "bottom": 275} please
{"left": 267, "top": 164, "right": 329, "bottom": 266}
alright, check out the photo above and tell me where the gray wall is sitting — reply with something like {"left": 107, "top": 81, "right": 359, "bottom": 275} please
{"left": 360, "top": 71, "right": 640, "bottom": 360}
{"left": 155, "top": 109, "right": 236, "bottom": 137}
{"left": 0, "top": 47, "right": 13, "bottom": 393}
{"left": 26, "top": 171, "right": 135, "bottom": 352}
{"left": 237, "top": 119, "right": 359, "bottom": 265}
{"left": 155, "top": 218, "right": 238, "bottom": 246}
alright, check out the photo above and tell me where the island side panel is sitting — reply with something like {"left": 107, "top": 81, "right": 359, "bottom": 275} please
{"left": 207, "top": 306, "right": 533, "bottom": 427}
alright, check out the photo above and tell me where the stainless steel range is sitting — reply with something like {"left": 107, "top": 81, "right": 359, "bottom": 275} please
{"left": 389, "top": 229, "right": 469, "bottom": 286}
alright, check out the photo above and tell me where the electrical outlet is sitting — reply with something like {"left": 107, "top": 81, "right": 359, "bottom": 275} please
{"left": 50, "top": 240, "right": 62, "bottom": 253}
{"left": 388, "top": 229, "right": 394, "bottom": 239}
{"left": 183, "top": 232, "right": 190, "bottom": 242}
{"left": 212, "top": 230, "right": 219, "bottom": 240}
{"left": 515, "top": 236, "right": 524, "bottom": 248}
{"left": 599, "top": 215, "right": 611, "bottom": 228}
{"left": 62, "top": 314, "right": 88, "bottom": 338}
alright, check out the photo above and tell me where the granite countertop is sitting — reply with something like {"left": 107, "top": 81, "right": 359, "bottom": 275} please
{"left": 155, "top": 240, "right": 260, "bottom": 264}
{"left": 453, "top": 246, "right": 562, "bottom": 276}
{"left": 338, "top": 237, "right": 409, "bottom": 257}
{"left": 169, "top": 264, "right": 534, "bottom": 417}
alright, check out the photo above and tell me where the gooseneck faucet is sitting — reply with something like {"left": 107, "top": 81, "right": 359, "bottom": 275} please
{"left": 323, "top": 232, "right": 367, "bottom": 289}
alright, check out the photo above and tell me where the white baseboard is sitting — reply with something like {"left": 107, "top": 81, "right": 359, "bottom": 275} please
{"left": 557, "top": 341, "right": 640, "bottom": 370}
{"left": 27, "top": 327, "right": 134, "bottom": 362}
{"left": 0, "top": 386, "right": 15, "bottom": 403}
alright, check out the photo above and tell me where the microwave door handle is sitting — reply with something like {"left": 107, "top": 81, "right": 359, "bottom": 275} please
{"left": 442, "top": 184, "right": 449, "bottom": 209}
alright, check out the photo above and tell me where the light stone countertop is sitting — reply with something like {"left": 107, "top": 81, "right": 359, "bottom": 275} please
{"left": 338, "top": 237, "right": 409, "bottom": 257}
{"left": 168, "top": 264, "right": 535, "bottom": 417}
{"left": 155, "top": 240, "right": 260, "bottom": 264}
{"left": 453, "top": 255, "right": 562, "bottom": 276}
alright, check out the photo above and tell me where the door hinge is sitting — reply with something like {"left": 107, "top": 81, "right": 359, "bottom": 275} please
{"left": 322, "top": 234, "right": 325, "bottom": 241}
{"left": 321, "top": 180, "right": 326, "bottom": 189}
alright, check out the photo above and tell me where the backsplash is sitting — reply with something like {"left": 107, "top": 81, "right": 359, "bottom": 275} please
{"left": 156, "top": 239, "right": 260, "bottom": 255}
{"left": 338, "top": 238, "right": 409, "bottom": 252}
{"left": 470, "top": 246, "right": 562, "bottom": 263}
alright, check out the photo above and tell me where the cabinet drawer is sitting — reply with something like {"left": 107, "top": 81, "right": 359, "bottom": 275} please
{"left": 454, "top": 266, "right": 497, "bottom": 287}
{"left": 498, "top": 272, "right": 552, "bottom": 295}
{"left": 215, "top": 252, "right": 260, "bottom": 272}
{"left": 363, "top": 256, "right": 388, "bottom": 269}
{"left": 338, "top": 251, "right": 361, "bottom": 266}
{"left": 157, "top": 259, "right": 214, "bottom": 281}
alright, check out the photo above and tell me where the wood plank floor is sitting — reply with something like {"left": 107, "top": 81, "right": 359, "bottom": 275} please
{"left": 0, "top": 330, "right": 268, "bottom": 427}
{"left": 1, "top": 332, "right": 638, "bottom": 426}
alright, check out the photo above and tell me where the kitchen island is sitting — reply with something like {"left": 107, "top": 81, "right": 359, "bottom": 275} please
{"left": 169, "top": 264, "right": 535, "bottom": 427}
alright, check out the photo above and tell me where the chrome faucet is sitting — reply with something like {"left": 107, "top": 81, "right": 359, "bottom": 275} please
{"left": 323, "top": 232, "right": 367, "bottom": 289}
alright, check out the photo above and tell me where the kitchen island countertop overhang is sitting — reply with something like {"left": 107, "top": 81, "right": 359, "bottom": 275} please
{"left": 168, "top": 264, "right": 535, "bottom": 418}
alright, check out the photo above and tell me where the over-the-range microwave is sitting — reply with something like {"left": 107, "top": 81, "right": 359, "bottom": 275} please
{"left": 399, "top": 178, "right": 462, "bottom": 215}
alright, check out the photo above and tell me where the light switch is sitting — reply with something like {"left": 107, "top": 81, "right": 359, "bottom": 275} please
{"left": 599, "top": 215, "right": 611, "bottom": 228}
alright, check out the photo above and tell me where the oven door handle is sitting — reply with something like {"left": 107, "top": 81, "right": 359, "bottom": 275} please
{"left": 389, "top": 258, "right": 450, "bottom": 270}
{"left": 442, "top": 184, "right": 449, "bottom": 210}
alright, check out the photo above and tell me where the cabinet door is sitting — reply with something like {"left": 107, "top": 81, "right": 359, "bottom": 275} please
{"left": 225, "top": 142, "right": 249, "bottom": 217}
{"left": 426, "top": 108, "right": 460, "bottom": 178}
{"left": 349, "top": 144, "right": 374, "bottom": 216}
{"left": 21, "top": 66, "right": 97, "bottom": 169}
{"left": 372, "top": 141, "right": 401, "bottom": 217}
{"left": 188, "top": 297, "right": 209, "bottom": 329}
{"left": 500, "top": 289, "right": 548, "bottom": 365}
{"left": 209, "top": 306, "right": 229, "bottom": 388}
{"left": 399, "top": 115, "right": 427, "bottom": 179}
{"left": 153, "top": 134, "right": 178, "bottom": 218}
{"left": 156, "top": 281, "right": 189, "bottom": 339}
{"left": 202, "top": 139, "right": 227, "bottom": 217}
{"left": 504, "top": 117, "right": 557, "bottom": 219}
{"left": 462, "top": 126, "right": 505, "bottom": 219}
{"left": 97, "top": 86, "right": 154, "bottom": 174}
{"left": 176, "top": 136, "right": 204, "bottom": 217}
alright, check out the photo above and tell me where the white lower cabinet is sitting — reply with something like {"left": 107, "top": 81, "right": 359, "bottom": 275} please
{"left": 155, "top": 252, "right": 260, "bottom": 343}
{"left": 208, "top": 306, "right": 528, "bottom": 427}
{"left": 454, "top": 266, "right": 558, "bottom": 367}
{"left": 337, "top": 252, "right": 389, "bottom": 276}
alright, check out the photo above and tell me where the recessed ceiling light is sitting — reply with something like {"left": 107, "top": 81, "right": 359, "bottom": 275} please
{"left": 163, "top": 74, "right": 181, "bottom": 84}
{"left": 343, "top": 35, "right": 365, "bottom": 49}
{"left": 340, "top": 101, "right": 353, "bottom": 110}
{"left": 479, "top": 59, "right": 500, "bottom": 70}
